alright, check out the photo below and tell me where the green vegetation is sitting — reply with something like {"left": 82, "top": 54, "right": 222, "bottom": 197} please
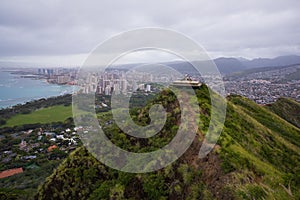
{"left": 1, "top": 86, "right": 300, "bottom": 199}
{"left": 36, "top": 147, "right": 210, "bottom": 200}
{"left": 221, "top": 95, "right": 300, "bottom": 199}
{"left": 0, "top": 161, "right": 61, "bottom": 199}
{"left": 266, "top": 97, "right": 300, "bottom": 128}
{"left": 0, "top": 95, "right": 78, "bottom": 199}
{"left": 2, "top": 105, "right": 72, "bottom": 127}
{"left": 0, "top": 94, "right": 72, "bottom": 121}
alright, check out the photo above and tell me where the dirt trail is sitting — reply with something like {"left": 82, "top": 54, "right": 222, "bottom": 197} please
{"left": 178, "top": 91, "right": 235, "bottom": 200}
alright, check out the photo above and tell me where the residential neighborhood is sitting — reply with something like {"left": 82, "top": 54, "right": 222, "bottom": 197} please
{"left": 224, "top": 65, "right": 300, "bottom": 104}
{"left": 0, "top": 125, "right": 81, "bottom": 177}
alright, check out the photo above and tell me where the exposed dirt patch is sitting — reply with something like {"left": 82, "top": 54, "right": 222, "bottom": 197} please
{"left": 179, "top": 134, "right": 236, "bottom": 200}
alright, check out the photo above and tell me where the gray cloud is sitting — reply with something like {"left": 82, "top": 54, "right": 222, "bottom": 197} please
{"left": 0, "top": 0, "right": 299, "bottom": 64}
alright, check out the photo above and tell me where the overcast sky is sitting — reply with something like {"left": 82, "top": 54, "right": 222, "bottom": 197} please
{"left": 0, "top": 0, "right": 300, "bottom": 66}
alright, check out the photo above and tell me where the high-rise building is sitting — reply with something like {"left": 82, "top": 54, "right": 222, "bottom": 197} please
{"left": 146, "top": 84, "right": 151, "bottom": 92}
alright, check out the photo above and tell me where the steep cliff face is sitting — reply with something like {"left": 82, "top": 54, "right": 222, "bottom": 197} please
{"left": 37, "top": 86, "right": 300, "bottom": 200}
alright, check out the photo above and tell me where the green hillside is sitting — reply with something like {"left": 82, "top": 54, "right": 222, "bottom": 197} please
{"left": 35, "top": 86, "right": 300, "bottom": 200}
{"left": 266, "top": 97, "right": 300, "bottom": 128}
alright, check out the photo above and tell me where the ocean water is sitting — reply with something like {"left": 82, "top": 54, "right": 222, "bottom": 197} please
{"left": 0, "top": 71, "right": 75, "bottom": 108}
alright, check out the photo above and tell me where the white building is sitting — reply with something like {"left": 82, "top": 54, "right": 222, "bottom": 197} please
{"left": 146, "top": 84, "right": 151, "bottom": 92}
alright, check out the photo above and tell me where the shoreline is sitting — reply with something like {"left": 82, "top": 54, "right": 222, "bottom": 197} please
{"left": 0, "top": 70, "right": 76, "bottom": 109}
{"left": 0, "top": 93, "right": 73, "bottom": 112}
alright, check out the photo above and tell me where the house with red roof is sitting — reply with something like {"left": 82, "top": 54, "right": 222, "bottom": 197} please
{"left": 0, "top": 168, "right": 23, "bottom": 179}
{"left": 47, "top": 145, "right": 58, "bottom": 152}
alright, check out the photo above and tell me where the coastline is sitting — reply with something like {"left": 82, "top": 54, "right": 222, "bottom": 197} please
{"left": 0, "top": 70, "right": 76, "bottom": 109}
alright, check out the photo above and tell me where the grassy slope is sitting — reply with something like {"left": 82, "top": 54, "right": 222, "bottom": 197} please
{"left": 36, "top": 88, "right": 300, "bottom": 199}
{"left": 220, "top": 96, "right": 300, "bottom": 199}
{"left": 266, "top": 97, "right": 300, "bottom": 128}
{"left": 2, "top": 105, "right": 72, "bottom": 127}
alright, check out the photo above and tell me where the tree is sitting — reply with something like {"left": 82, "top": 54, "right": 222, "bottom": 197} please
{"left": 0, "top": 118, "right": 6, "bottom": 126}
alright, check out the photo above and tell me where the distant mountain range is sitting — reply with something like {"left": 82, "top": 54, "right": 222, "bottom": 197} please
{"left": 114, "top": 55, "right": 300, "bottom": 75}
{"left": 214, "top": 55, "right": 300, "bottom": 74}
{"left": 1, "top": 55, "right": 300, "bottom": 75}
